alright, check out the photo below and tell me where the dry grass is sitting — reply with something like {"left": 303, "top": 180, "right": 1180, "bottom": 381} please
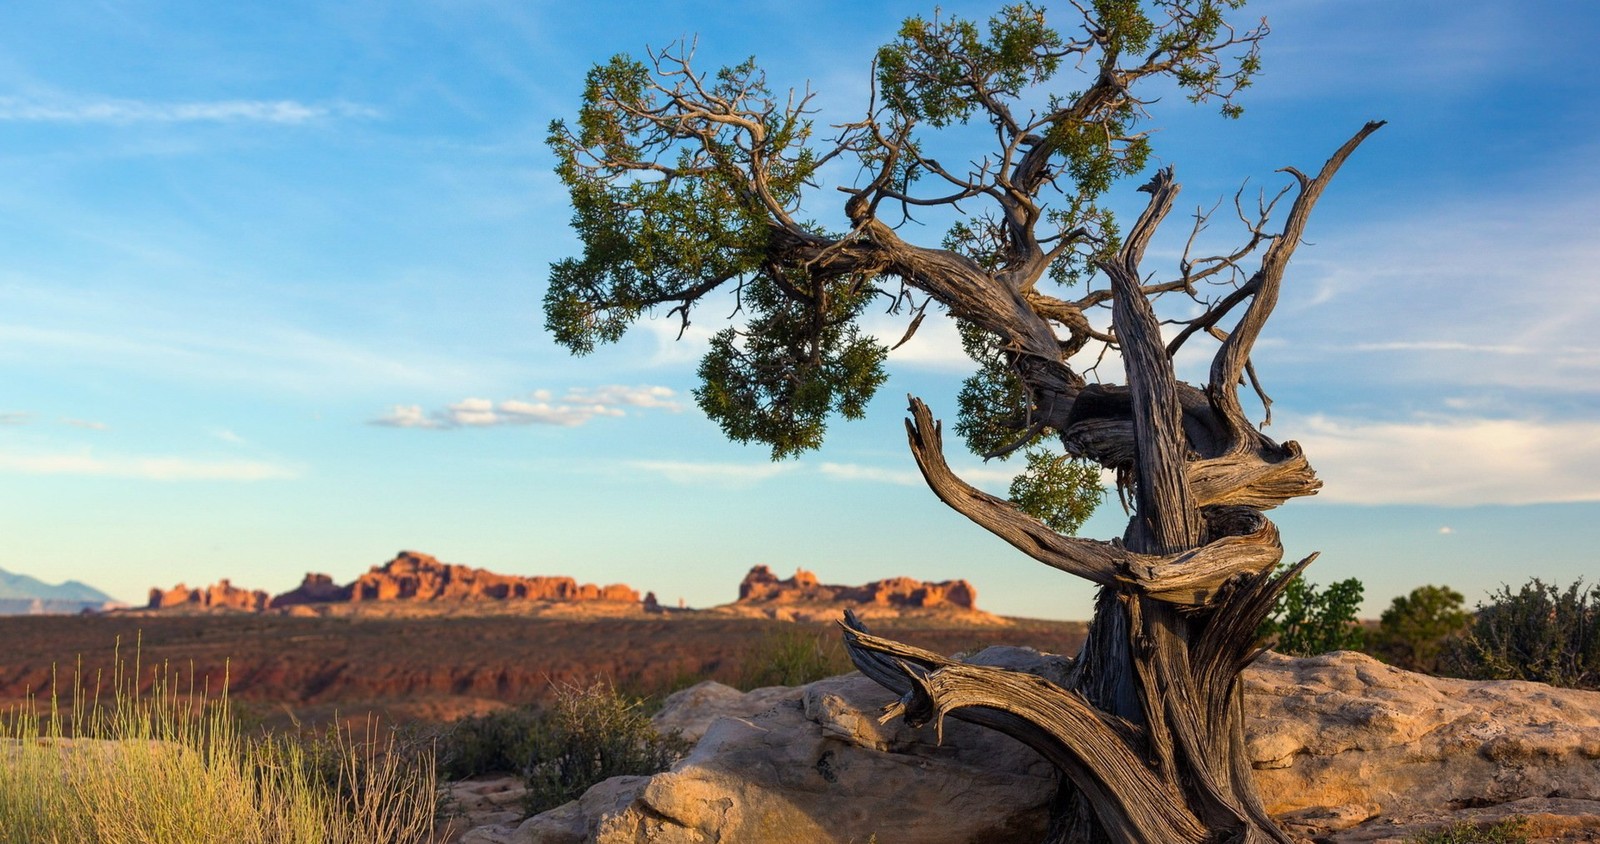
{"left": 0, "top": 640, "right": 437, "bottom": 844}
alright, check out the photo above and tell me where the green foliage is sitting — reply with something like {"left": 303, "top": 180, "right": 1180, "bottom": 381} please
{"left": 951, "top": 320, "right": 1104, "bottom": 534}
{"left": 694, "top": 272, "right": 887, "bottom": 459}
{"left": 1007, "top": 447, "right": 1104, "bottom": 534}
{"left": 1367, "top": 585, "right": 1471, "bottom": 673}
{"left": 545, "top": 54, "right": 814, "bottom": 356}
{"left": 1260, "top": 567, "right": 1365, "bottom": 656}
{"left": 877, "top": 4, "right": 1066, "bottom": 129}
{"left": 522, "top": 680, "right": 691, "bottom": 815}
{"left": 546, "top": 2, "right": 1263, "bottom": 467}
{"left": 432, "top": 705, "right": 546, "bottom": 781}
{"left": 735, "top": 625, "right": 854, "bottom": 690}
{"left": 1446, "top": 578, "right": 1600, "bottom": 689}
{"left": 1406, "top": 816, "right": 1529, "bottom": 844}
{"left": 431, "top": 681, "right": 690, "bottom": 814}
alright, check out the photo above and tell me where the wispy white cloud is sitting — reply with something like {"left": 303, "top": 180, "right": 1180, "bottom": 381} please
{"left": 373, "top": 385, "right": 679, "bottom": 430}
{"left": 0, "top": 411, "right": 31, "bottom": 425}
{"left": 627, "top": 459, "right": 797, "bottom": 486}
{"left": 819, "top": 460, "right": 1021, "bottom": 489}
{"left": 0, "top": 96, "right": 379, "bottom": 125}
{"left": 563, "top": 385, "right": 681, "bottom": 410}
{"left": 1289, "top": 413, "right": 1600, "bottom": 506}
{"left": 819, "top": 462, "right": 922, "bottom": 486}
{"left": 60, "top": 417, "right": 108, "bottom": 431}
{"left": 0, "top": 449, "right": 298, "bottom": 481}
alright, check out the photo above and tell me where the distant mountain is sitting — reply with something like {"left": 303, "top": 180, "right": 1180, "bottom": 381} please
{"left": 0, "top": 566, "right": 117, "bottom": 614}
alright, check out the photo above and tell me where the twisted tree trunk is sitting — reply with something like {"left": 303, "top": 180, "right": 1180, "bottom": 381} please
{"left": 843, "top": 122, "right": 1383, "bottom": 843}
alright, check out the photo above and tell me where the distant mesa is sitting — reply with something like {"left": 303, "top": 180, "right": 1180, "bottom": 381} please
{"left": 148, "top": 579, "right": 269, "bottom": 613}
{"left": 146, "top": 551, "right": 641, "bottom": 614}
{"left": 737, "top": 564, "right": 978, "bottom": 610}
{"left": 0, "top": 565, "right": 123, "bottom": 616}
{"left": 720, "top": 565, "right": 998, "bottom": 623}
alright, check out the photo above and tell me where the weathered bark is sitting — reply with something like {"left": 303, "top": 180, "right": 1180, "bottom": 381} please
{"left": 844, "top": 122, "right": 1383, "bottom": 842}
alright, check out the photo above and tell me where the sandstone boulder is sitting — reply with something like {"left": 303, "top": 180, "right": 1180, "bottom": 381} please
{"left": 467, "top": 647, "right": 1067, "bottom": 844}
{"left": 465, "top": 648, "right": 1600, "bottom": 844}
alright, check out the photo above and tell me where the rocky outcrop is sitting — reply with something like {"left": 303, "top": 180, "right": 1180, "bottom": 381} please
{"left": 1246, "top": 650, "right": 1600, "bottom": 839}
{"left": 146, "top": 551, "right": 641, "bottom": 613}
{"left": 146, "top": 579, "right": 269, "bottom": 612}
{"left": 345, "top": 551, "right": 638, "bottom": 604}
{"left": 736, "top": 565, "right": 979, "bottom": 610}
{"left": 464, "top": 649, "right": 1600, "bottom": 844}
{"left": 268, "top": 572, "right": 351, "bottom": 608}
{"left": 464, "top": 646, "right": 1062, "bottom": 844}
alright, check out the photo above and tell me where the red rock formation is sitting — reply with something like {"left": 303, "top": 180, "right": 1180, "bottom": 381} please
{"left": 146, "top": 579, "right": 270, "bottom": 612}
{"left": 735, "top": 565, "right": 978, "bottom": 611}
{"left": 268, "top": 573, "right": 352, "bottom": 608}
{"left": 344, "top": 551, "right": 640, "bottom": 604}
{"left": 147, "top": 551, "right": 641, "bottom": 613}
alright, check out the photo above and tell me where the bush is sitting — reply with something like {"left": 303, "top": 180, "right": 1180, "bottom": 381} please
{"left": 521, "top": 680, "right": 690, "bottom": 814}
{"left": 431, "top": 681, "right": 690, "bottom": 814}
{"left": 433, "top": 705, "right": 547, "bottom": 781}
{"left": 735, "top": 625, "right": 853, "bottom": 690}
{"left": 1446, "top": 578, "right": 1600, "bottom": 689}
{"left": 1368, "top": 585, "right": 1472, "bottom": 673}
{"left": 1260, "top": 567, "right": 1365, "bottom": 656}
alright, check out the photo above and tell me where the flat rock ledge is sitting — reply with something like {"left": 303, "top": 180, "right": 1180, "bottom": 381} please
{"left": 456, "top": 649, "right": 1600, "bottom": 844}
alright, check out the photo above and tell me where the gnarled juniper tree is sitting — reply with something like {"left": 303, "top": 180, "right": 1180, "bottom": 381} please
{"left": 546, "top": 2, "right": 1380, "bottom": 840}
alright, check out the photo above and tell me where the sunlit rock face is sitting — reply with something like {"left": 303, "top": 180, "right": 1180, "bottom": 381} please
{"left": 460, "top": 648, "right": 1600, "bottom": 844}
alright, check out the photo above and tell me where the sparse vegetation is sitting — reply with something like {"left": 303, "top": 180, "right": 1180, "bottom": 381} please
{"left": 0, "top": 647, "right": 436, "bottom": 844}
{"left": 521, "top": 679, "right": 691, "bottom": 814}
{"left": 735, "top": 624, "right": 854, "bottom": 690}
{"left": 429, "top": 678, "right": 689, "bottom": 814}
{"left": 1260, "top": 566, "right": 1366, "bottom": 656}
{"left": 1446, "top": 578, "right": 1600, "bottom": 689}
{"left": 1406, "top": 816, "right": 1529, "bottom": 843}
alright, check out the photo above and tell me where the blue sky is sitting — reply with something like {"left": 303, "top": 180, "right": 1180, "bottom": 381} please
{"left": 0, "top": 0, "right": 1596, "bottom": 619}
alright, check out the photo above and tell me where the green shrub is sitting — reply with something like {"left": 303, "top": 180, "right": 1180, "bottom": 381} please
{"left": 432, "top": 705, "right": 546, "bottom": 781}
{"left": 1407, "top": 816, "right": 1529, "bottom": 843}
{"left": 522, "top": 680, "right": 690, "bottom": 814}
{"left": 1369, "top": 585, "right": 1472, "bottom": 673}
{"left": 735, "top": 625, "right": 853, "bottom": 690}
{"left": 1446, "top": 578, "right": 1600, "bottom": 689}
{"left": 1259, "top": 566, "right": 1365, "bottom": 656}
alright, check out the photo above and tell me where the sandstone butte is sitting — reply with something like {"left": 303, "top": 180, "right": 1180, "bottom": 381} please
{"left": 735, "top": 564, "right": 978, "bottom": 610}
{"left": 146, "top": 551, "right": 640, "bottom": 612}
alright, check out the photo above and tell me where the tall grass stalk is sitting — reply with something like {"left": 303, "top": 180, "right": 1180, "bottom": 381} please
{"left": 0, "top": 638, "right": 436, "bottom": 844}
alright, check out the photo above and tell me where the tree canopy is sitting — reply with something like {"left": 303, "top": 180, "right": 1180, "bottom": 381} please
{"left": 546, "top": 0, "right": 1278, "bottom": 531}
{"left": 546, "top": 2, "right": 1381, "bottom": 840}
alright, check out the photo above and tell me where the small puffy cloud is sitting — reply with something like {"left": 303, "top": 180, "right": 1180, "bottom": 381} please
{"left": 563, "top": 385, "right": 682, "bottom": 411}
{"left": 443, "top": 398, "right": 500, "bottom": 427}
{"left": 372, "top": 385, "right": 678, "bottom": 431}
{"left": 370, "top": 404, "right": 448, "bottom": 429}
{"left": 1438, "top": 526, "right": 1455, "bottom": 535}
